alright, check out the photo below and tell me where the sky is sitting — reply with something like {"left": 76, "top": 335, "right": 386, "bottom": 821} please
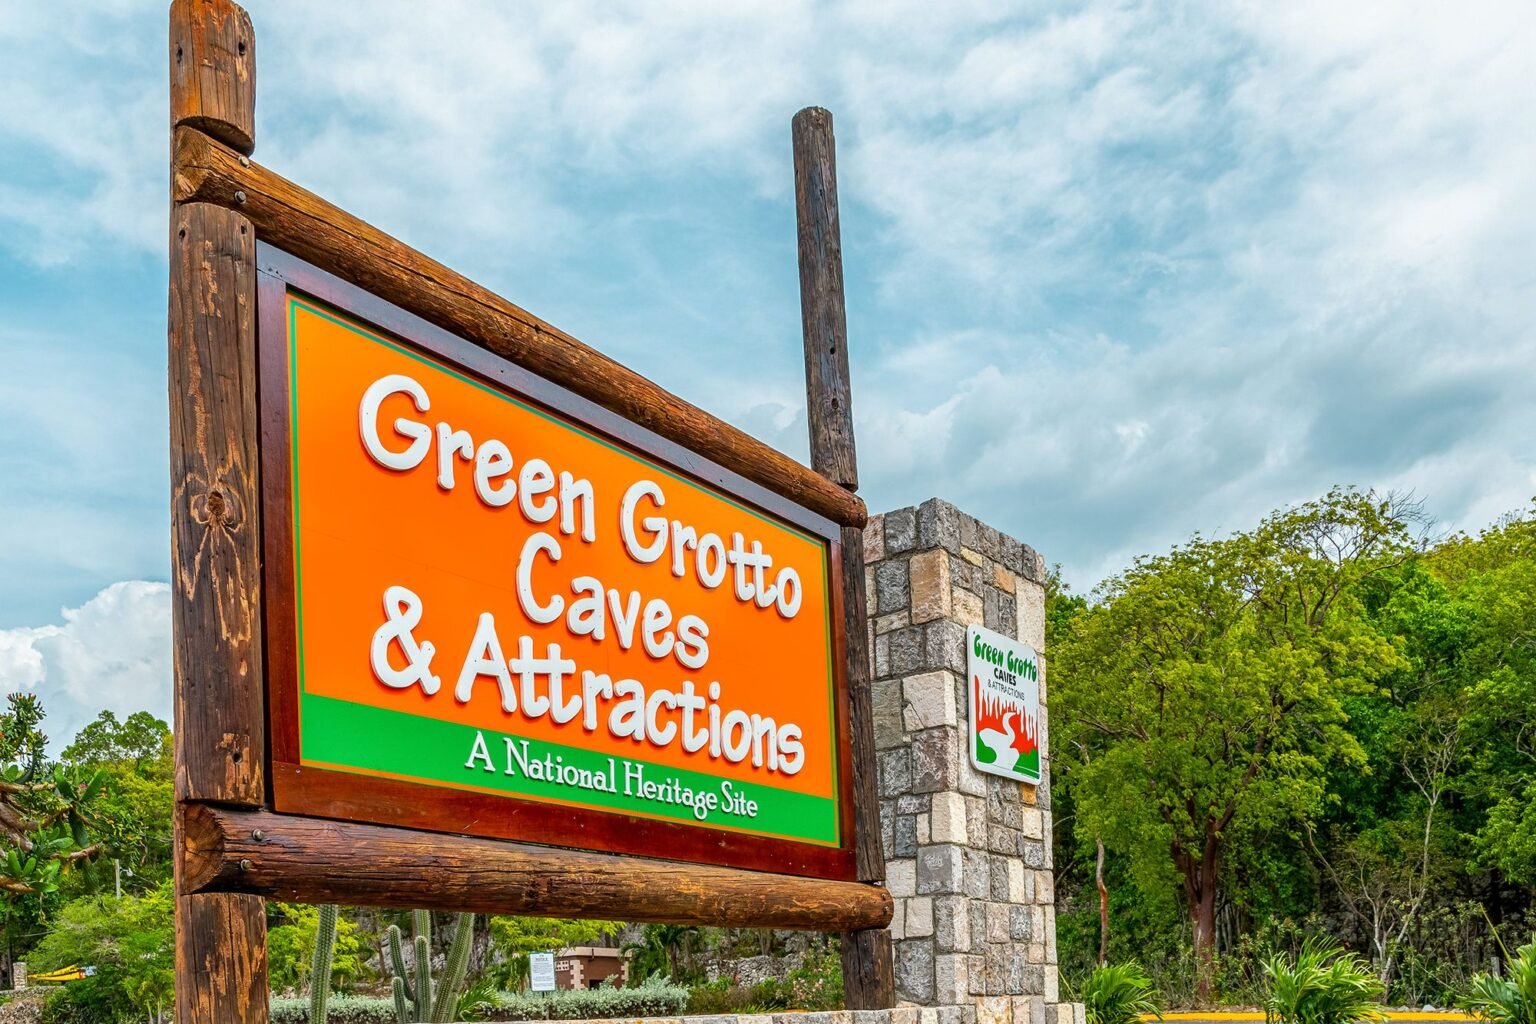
{"left": 1, "top": 0, "right": 1533, "bottom": 748}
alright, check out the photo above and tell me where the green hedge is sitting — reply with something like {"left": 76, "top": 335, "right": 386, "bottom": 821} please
{"left": 269, "top": 979, "right": 689, "bottom": 1023}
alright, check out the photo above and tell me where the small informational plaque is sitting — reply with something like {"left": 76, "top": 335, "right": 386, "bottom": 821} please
{"left": 966, "top": 624, "right": 1042, "bottom": 784}
{"left": 529, "top": 952, "right": 557, "bottom": 992}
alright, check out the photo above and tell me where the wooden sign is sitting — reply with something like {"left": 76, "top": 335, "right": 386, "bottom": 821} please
{"left": 259, "top": 252, "right": 854, "bottom": 878}
{"left": 167, "top": 0, "right": 893, "bottom": 1018}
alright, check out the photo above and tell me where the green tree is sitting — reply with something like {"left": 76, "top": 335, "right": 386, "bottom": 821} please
{"left": 266, "top": 902, "right": 367, "bottom": 995}
{"left": 487, "top": 916, "right": 616, "bottom": 988}
{"left": 28, "top": 882, "right": 175, "bottom": 1023}
{"left": 623, "top": 924, "right": 703, "bottom": 983}
{"left": 1055, "top": 490, "right": 1413, "bottom": 999}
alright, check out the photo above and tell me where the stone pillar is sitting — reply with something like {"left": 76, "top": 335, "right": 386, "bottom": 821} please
{"left": 865, "top": 500, "right": 1082, "bottom": 1024}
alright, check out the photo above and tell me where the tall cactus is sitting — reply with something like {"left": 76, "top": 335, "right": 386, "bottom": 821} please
{"left": 387, "top": 910, "right": 476, "bottom": 1023}
{"left": 309, "top": 903, "right": 340, "bottom": 1024}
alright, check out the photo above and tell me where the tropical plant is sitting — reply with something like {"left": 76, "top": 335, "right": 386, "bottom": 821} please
{"left": 310, "top": 904, "right": 340, "bottom": 1023}
{"left": 1460, "top": 938, "right": 1536, "bottom": 1024}
{"left": 1263, "top": 938, "right": 1388, "bottom": 1024}
{"left": 1081, "top": 961, "right": 1161, "bottom": 1024}
{"left": 386, "top": 909, "right": 475, "bottom": 1023}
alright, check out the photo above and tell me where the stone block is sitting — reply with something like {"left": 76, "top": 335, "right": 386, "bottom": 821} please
{"left": 1015, "top": 578, "right": 1046, "bottom": 651}
{"left": 969, "top": 953, "right": 986, "bottom": 995}
{"left": 877, "top": 559, "right": 912, "bottom": 615}
{"left": 986, "top": 900, "right": 1010, "bottom": 942}
{"left": 889, "top": 901, "right": 905, "bottom": 940}
{"left": 953, "top": 586, "right": 984, "bottom": 627}
{"left": 894, "top": 814, "right": 918, "bottom": 858}
{"left": 917, "top": 812, "right": 931, "bottom": 843}
{"left": 925, "top": 619, "right": 968, "bottom": 674}
{"left": 889, "top": 624, "right": 926, "bottom": 676}
{"left": 976, "top": 996, "right": 1011, "bottom": 1024}
{"left": 907, "top": 896, "right": 934, "bottom": 937}
{"left": 886, "top": 507, "right": 918, "bottom": 554}
{"left": 887, "top": 858, "right": 916, "bottom": 897}
{"left": 895, "top": 939, "right": 936, "bottom": 1004}
{"left": 1013, "top": 961, "right": 1044, "bottom": 996}
{"left": 910, "top": 549, "right": 953, "bottom": 624}
{"left": 984, "top": 945, "right": 1007, "bottom": 993}
{"left": 960, "top": 546, "right": 985, "bottom": 567}
{"left": 1075, "top": 1003, "right": 1087, "bottom": 1024}
{"left": 958, "top": 755, "right": 987, "bottom": 797}
{"left": 917, "top": 844, "right": 964, "bottom": 894}
{"left": 934, "top": 894, "right": 970, "bottom": 952}
{"left": 874, "top": 678, "right": 904, "bottom": 750}
{"left": 1009, "top": 903, "right": 1031, "bottom": 941}
{"left": 1043, "top": 968, "right": 1059, "bottom": 1003}
{"left": 890, "top": 1009, "right": 921, "bottom": 1024}
{"left": 1035, "top": 870, "right": 1054, "bottom": 904}
{"left": 904, "top": 670, "right": 958, "bottom": 730}
{"left": 876, "top": 610, "right": 911, "bottom": 634}
{"left": 911, "top": 728, "right": 960, "bottom": 793}
{"left": 917, "top": 498, "right": 962, "bottom": 552}
{"left": 864, "top": 515, "right": 886, "bottom": 563}
{"left": 1020, "top": 807, "right": 1044, "bottom": 840}
{"left": 1044, "top": 907, "right": 1056, "bottom": 963}
{"left": 990, "top": 854, "right": 1013, "bottom": 899}
{"left": 920, "top": 1011, "right": 941, "bottom": 1024}
{"left": 898, "top": 793, "right": 932, "bottom": 814}
{"left": 963, "top": 849, "right": 991, "bottom": 899}
{"left": 1012, "top": 996, "right": 1046, "bottom": 1024}
{"left": 1008, "top": 859, "right": 1026, "bottom": 902}
{"left": 879, "top": 748, "right": 912, "bottom": 796}
{"left": 930, "top": 791, "right": 968, "bottom": 844}
{"left": 934, "top": 952, "right": 967, "bottom": 1004}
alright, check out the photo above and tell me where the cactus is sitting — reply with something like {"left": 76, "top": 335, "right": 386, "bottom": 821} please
{"left": 309, "top": 903, "right": 340, "bottom": 1024}
{"left": 386, "top": 910, "right": 476, "bottom": 1023}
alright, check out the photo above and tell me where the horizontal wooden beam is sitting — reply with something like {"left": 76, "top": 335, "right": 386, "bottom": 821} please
{"left": 182, "top": 804, "right": 893, "bottom": 931}
{"left": 171, "top": 126, "right": 866, "bottom": 529}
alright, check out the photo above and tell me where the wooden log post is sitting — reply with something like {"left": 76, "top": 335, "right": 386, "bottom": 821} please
{"left": 169, "top": 2, "right": 269, "bottom": 1021}
{"left": 793, "top": 106, "right": 896, "bottom": 1010}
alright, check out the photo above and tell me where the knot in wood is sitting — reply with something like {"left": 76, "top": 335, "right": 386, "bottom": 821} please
{"left": 190, "top": 484, "right": 244, "bottom": 531}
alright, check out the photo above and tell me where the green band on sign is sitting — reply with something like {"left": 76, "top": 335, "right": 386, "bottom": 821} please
{"left": 300, "top": 694, "right": 840, "bottom": 845}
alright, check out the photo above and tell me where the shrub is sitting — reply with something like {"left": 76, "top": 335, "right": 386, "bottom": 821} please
{"left": 271, "top": 976, "right": 691, "bottom": 1022}
{"left": 1262, "top": 938, "right": 1388, "bottom": 1024}
{"left": 1460, "top": 938, "right": 1536, "bottom": 1024}
{"left": 494, "top": 975, "right": 690, "bottom": 1020}
{"left": 1081, "top": 961, "right": 1162, "bottom": 1024}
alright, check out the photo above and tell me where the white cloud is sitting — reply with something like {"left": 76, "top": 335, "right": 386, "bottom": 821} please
{"left": 0, "top": 581, "right": 171, "bottom": 753}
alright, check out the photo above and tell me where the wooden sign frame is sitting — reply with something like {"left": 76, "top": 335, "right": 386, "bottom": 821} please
{"left": 255, "top": 245, "right": 859, "bottom": 881}
{"left": 167, "top": 1, "right": 892, "bottom": 1020}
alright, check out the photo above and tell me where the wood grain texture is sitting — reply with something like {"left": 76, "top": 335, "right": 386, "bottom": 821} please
{"left": 793, "top": 106, "right": 857, "bottom": 491}
{"left": 182, "top": 805, "right": 895, "bottom": 931}
{"left": 170, "top": 0, "right": 255, "bottom": 155}
{"left": 794, "top": 106, "right": 895, "bottom": 1011}
{"left": 170, "top": 201, "right": 270, "bottom": 1024}
{"left": 840, "top": 927, "right": 895, "bottom": 1009}
{"left": 171, "top": 126, "right": 868, "bottom": 529}
{"left": 169, "top": 201, "right": 265, "bottom": 808}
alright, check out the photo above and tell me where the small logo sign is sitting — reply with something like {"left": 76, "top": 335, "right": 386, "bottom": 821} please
{"left": 966, "top": 625, "right": 1041, "bottom": 784}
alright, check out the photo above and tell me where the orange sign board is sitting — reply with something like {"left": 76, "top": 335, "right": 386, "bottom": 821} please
{"left": 259, "top": 255, "right": 852, "bottom": 877}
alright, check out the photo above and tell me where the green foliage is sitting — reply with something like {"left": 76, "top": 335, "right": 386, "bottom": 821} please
{"left": 493, "top": 973, "right": 689, "bottom": 1020}
{"left": 27, "top": 883, "right": 174, "bottom": 1024}
{"left": 1460, "top": 939, "right": 1536, "bottom": 1024}
{"left": 622, "top": 923, "right": 704, "bottom": 984}
{"left": 1262, "top": 938, "right": 1387, "bottom": 1024}
{"left": 1056, "top": 489, "right": 1411, "bottom": 987}
{"left": 485, "top": 915, "right": 614, "bottom": 989}
{"left": 0, "top": 694, "right": 110, "bottom": 900}
{"left": 270, "top": 976, "right": 690, "bottom": 1023}
{"left": 1080, "top": 961, "right": 1162, "bottom": 1024}
{"left": 267, "top": 902, "right": 367, "bottom": 997}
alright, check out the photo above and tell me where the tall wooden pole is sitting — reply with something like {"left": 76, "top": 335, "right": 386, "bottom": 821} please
{"left": 793, "top": 106, "right": 895, "bottom": 1010}
{"left": 169, "top": 1, "right": 269, "bottom": 1020}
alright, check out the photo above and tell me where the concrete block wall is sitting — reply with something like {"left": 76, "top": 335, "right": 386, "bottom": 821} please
{"left": 864, "top": 499, "right": 1082, "bottom": 1024}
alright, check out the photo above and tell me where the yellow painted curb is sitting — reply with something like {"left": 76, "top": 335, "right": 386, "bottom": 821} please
{"left": 1141, "top": 1015, "right": 1475, "bottom": 1022}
